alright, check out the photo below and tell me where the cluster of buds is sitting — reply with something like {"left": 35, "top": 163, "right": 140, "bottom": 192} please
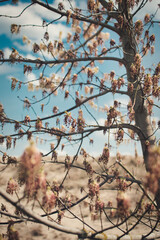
{"left": 77, "top": 109, "right": 85, "bottom": 132}
{"left": 66, "top": 10, "right": 72, "bottom": 24}
{"left": 87, "top": 0, "right": 96, "bottom": 11}
{"left": 111, "top": 79, "right": 118, "bottom": 93}
{"left": 73, "top": 33, "right": 80, "bottom": 42}
{"left": 58, "top": 2, "right": 64, "bottom": 11}
{"left": 134, "top": 53, "right": 141, "bottom": 69}
{"left": 11, "top": 24, "right": 21, "bottom": 34}
{"left": 65, "top": 154, "right": 71, "bottom": 170}
{"left": 116, "top": 128, "right": 124, "bottom": 143}
{"left": 134, "top": 20, "right": 143, "bottom": 37}
{"left": 6, "top": 136, "right": 12, "bottom": 149}
{"left": 32, "top": 43, "right": 40, "bottom": 53}
{"left": 143, "top": 74, "right": 152, "bottom": 95}
{"left": 72, "top": 73, "right": 78, "bottom": 84}
{"left": 24, "top": 65, "right": 32, "bottom": 74}
{"left": 145, "top": 202, "right": 154, "bottom": 214}
{"left": 116, "top": 191, "right": 130, "bottom": 218}
{"left": 107, "top": 0, "right": 114, "bottom": 11}
{"left": 23, "top": 98, "right": 31, "bottom": 109}
{"left": 42, "top": 186, "right": 57, "bottom": 212}
{"left": 83, "top": 160, "right": 94, "bottom": 176}
{"left": 64, "top": 111, "right": 72, "bottom": 126}
{"left": 52, "top": 106, "right": 58, "bottom": 114}
{"left": 51, "top": 150, "right": 58, "bottom": 162}
{"left": 64, "top": 90, "right": 69, "bottom": 98}
{"left": 80, "top": 148, "right": 88, "bottom": 158}
{"left": 14, "top": 121, "right": 20, "bottom": 131}
{"left": 72, "top": 13, "right": 80, "bottom": 29}
{"left": 155, "top": 63, "right": 160, "bottom": 75}
{"left": 18, "top": 141, "right": 45, "bottom": 198}
{"left": 47, "top": 42, "right": 54, "bottom": 53}
{"left": 88, "top": 179, "right": 99, "bottom": 200}
{"left": 95, "top": 198, "right": 104, "bottom": 213}
{"left": 35, "top": 118, "right": 42, "bottom": 130}
{"left": 94, "top": 9, "right": 103, "bottom": 22}
{"left": 98, "top": 144, "right": 110, "bottom": 164}
{"left": 27, "top": 131, "right": 32, "bottom": 140}
{"left": 6, "top": 178, "right": 19, "bottom": 195}
{"left": 130, "top": 63, "right": 137, "bottom": 79}
{"left": 144, "top": 14, "right": 150, "bottom": 23}
{"left": 117, "top": 179, "right": 129, "bottom": 191}
{"left": 128, "top": 82, "right": 134, "bottom": 93}
{"left": 9, "top": 48, "right": 19, "bottom": 61}
{"left": 51, "top": 180, "right": 60, "bottom": 195}
{"left": 24, "top": 115, "right": 31, "bottom": 125}
{"left": 123, "top": 0, "right": 139, "bottom": 9}
{"left": 145, "top": 145, "right": 160, "bottom": 194}
{"left": 146, "top": 97, "right": 153, "bottom": 115}
{"left": 11, "top": 77, "right": 18, "bottom": 90}
{"left": 117, "top": 77, "right": 124, "bottom": 90}
{"left": 152, "top": 73, "right": 160, "bottom": 98}
{"left": 110, "top": 39, "right": 116, "bottom": 46}
{"left": 87, "top": 43, "right": 95, "bottom": 55}
{"left": 57, "top": 41, "right": 64, "bottom": 51}
{"left": 44, "top": 31, "right": 49, "bottom": 41}
{"left": 106, "top": 106, "right": 118, "bottom": 126}
{"left": 67, "top": 32, "right": 72, "bottom": 43}
{"left": 58, "top": 210, "right": 64, "bottom": 224}
{"left": 87, "top": 68, "right": 94, "bottom": 79}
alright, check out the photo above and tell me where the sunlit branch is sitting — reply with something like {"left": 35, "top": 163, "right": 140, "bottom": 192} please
{"left": 0, "top": 122, "right": 146, "bottom": 147}
{"left": 132, "top": 0, "right": 149, "bottom": 18}
{"left": 0, "top": 88, "right": 128, "bottom": 127}
{"left": 32, "top": 0, "right": 120, "bottom": 34}
{"left": 60, "top": 134, "right": 83, "bottom": 188}
{"left": 0, "top": 55, "right": 125, "bottom": 65}
{"left": 0, "top": 2, "right": 34, "bottom": 18}
{"left": 41, "top": 160, "right": 142, "bottom": 185}
{"left": 0, "top": 189, "right": 85, "bottom": 237}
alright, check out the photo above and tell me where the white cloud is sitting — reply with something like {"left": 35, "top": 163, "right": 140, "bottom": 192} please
{"left": 13, "top": 41, "right": 32, "bottom": 52}
{"left": 0, "top": 1, "right": 71, "bottom": 44}
{"left": 0, "top": 63, "right": 19, "bottom": 75}
{"left": 3, "top": 48, "right": 12, "bottom": 58}
{"left": 87, "top": 118, "right": 105, "bottom": 127}
{"left": 25, "top": 72, "right": 40, "bottom": 86}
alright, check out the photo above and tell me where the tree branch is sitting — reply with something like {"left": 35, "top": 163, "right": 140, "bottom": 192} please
{"left": 0, "top": 189, "right": 85, "bottom": 237}
{"left": 31, "top": 0, "right": 120, "bottom": 34}
{"left": 0, "top": 56, "right": 125, "bottom": 65}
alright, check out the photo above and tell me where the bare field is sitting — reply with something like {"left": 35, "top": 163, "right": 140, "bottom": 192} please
{"left": 0, "top": 155, "right": 159, "bottom": 239}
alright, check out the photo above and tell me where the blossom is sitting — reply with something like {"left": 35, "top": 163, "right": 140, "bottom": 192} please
{"left": 6, "top": 178, "right": 19, "bottom": 195}
{"left": 42, "top": 187, "right": 57, "bottom": 211}
{"left": 117, "top": 191, "right": 130, "bottom": 217}
{"left": 18, "top": 141, "right": 42, "bottom": 197}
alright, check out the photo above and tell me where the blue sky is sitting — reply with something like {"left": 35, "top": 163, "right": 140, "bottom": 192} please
{"left": 0, "top": 0, "right": 160, "bottom": 158}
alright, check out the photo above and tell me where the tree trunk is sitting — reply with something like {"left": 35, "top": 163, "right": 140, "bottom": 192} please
{"left": 119, "top": 1, "right": 159, "bottom": 208}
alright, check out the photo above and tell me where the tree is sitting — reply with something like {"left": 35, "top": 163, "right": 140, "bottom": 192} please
{"left": 0, "top": 0, "right": 160, "bottom": 239}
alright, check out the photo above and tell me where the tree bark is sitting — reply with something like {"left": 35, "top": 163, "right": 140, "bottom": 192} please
{"left": 119, "top": 0, "right": 159, "bottom": 208}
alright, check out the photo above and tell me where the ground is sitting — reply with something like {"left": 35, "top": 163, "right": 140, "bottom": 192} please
{"left": 0, "top": 155, "right": 159, "bottom": 239}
